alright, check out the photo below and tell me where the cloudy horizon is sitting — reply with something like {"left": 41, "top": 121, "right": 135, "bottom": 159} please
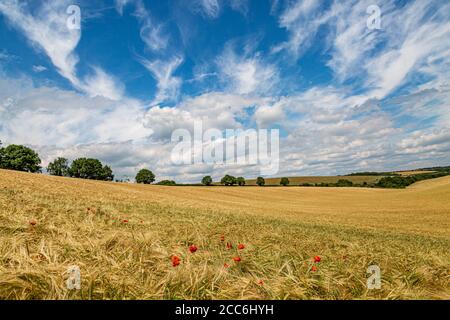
{"left": 0, "top": 0, "right": 449, "bottom": 183}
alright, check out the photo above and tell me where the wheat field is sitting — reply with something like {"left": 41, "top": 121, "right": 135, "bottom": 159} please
{"left": 0, "top": 169, "right": 449, "bottom": 300}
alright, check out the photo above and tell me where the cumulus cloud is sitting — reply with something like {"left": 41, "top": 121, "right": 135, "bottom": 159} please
{"left": 0, "top": 77, "right": 151, "bottom": 147}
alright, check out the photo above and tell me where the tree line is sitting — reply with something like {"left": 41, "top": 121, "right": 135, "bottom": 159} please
{"left": 0, "top": 141, "right": 156, "bottom": 184}
{"left": 201, "top": 175, "right": 290, "bottom": 186}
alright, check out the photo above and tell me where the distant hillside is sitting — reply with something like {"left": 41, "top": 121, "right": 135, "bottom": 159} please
{"left": 244, "top": 175, "right": 383, "bottom": 186}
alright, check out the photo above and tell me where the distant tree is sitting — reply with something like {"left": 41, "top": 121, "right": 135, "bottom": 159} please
{"left": 156, "top": 180, "right": 176, "bottom": 186}
{"left": 236, "top": 177, "right": 246, "bottom": 186}
{"left": 135, "top": 169, "right": 155, "bottom": 184}
{"left": 280, "top": 177, "right": 290, "bottom": 186}
{"left": 0, "top": 144, "right": 41, "bottom": 173}
{"left": 221, "top": 175, "right": 237, "bottom": 186}
{"left": 201, "top": 176, "right": 213, "bottom": 186}
{"left": 69, "top": 158, "right": 113, "bottom": 181}
{"left": 47, "top": 157, "right": 69, "bottom": 176}
{"left": 256, "top": 177, "right": 265, "bottom": 186}
{"left": 101, "top": 165, "right": 114, "bottom": 181}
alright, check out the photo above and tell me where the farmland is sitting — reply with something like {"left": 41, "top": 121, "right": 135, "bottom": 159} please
{"left": 245, "top": 175, "right": 383, "bottom": 186}
{"left": 0, "top": 169, "right": 449, "bottom": 300}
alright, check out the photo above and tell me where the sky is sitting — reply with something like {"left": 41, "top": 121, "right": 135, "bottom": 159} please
{"left": 0, "top": 0, "right": 449, "bottom": 183}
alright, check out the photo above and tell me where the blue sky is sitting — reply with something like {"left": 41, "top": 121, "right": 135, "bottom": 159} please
{"left": 0, "top": 0, "right": 449, "bottom": 182}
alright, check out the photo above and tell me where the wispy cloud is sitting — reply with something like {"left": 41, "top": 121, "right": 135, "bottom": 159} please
{"left": 32, "top": 65, "right": 47, "bottom": 73}
{"left": 0, "top": 0, "right": 124, "bottom": 100}
{"left": 197, "top": 0, "right": 221, "bottom": 19}
{"left": 140, "top": 56, "right": 184, "bottom": 105}
{"left": 217, "top": 43, "right": 278, "bottom": 95}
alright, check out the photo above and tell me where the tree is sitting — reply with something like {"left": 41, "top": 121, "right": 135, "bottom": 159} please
{"left": 0, "top": 144, "right": 41, "bottom": 173}
{"left": 221, "top": 174, "right": 237, "bottom": 186}
{"left": 236, "top": 177, "right": 246, "bottom": 186}
{"left": 201, "top": 176, "right": 213, "bottom": 186}
{"left": 256, "top": 176, "right": 265, "bottom": 186}
{"left": 47, "top": 157, "right": 69, "bottom": 176}
{"left": 101, "top": 165, "right": 114, "bottom": 181}
{"left": 135, "top": 169, "right": 155, "bottom": 184}
{"left": 69, "top": 158, "right": 113, "bottom": 181}
{"left": 280, "top": 177, "right": 290, "bottom": 186}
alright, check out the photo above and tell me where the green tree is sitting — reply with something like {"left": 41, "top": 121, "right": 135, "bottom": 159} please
{"left": 101, "top": 165, "right": 114, "bottom": 181}
{"left": 256, "top": 176, "right": 265, "bottom": 186}
{"left": 221, "top": 174, "right": 237, "bottom": 186}
{"left": 135, "top": 169, "right": 155, "bottom": 184}
{"left": 236, "top": 177, "right": 246, "bottom": 186}
{"left": 69, "top": 158, "right": 113, "bottom": 181}
{"left": 201, "top": 176, "right": 213, "bottom": 186}
{"left": 0, "top": 144, "right": 41, "bottom": 173}
{"left": 280, "top": 177, "right": 290, "bottom": 186}
{"left": 47, "top": 157, "right": 69, "bottom": 176}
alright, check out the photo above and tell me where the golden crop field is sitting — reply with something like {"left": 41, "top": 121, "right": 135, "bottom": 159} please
{"left": 0, "top": 169, "right": 449, "bottom": 300}
{"left": 245, "top": 175, "right": 383, "bottom": 186}
{"left": 396, "top": 171, "right": 437, "bottom": 176}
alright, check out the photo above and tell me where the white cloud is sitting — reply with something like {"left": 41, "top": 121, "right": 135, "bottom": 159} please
{"left": 217, "top": 44, "right": 278, "bottom": 95}
{"left": 115, "top": 0, "right": 133, "bottom": 15}
{"left": 140, "top": 56, "right": 184, "bottom": 105}
{"left": 32, "top": 65, "right": 47, "bottom": 73}
{"left": 0, "top": 77, "right": 151, "bottom": 147}
{"left": 0, "top": 0, "right": 124, "bottom": 101}
{"left": 198, "top": 0, "right": 221, "bottom": 19}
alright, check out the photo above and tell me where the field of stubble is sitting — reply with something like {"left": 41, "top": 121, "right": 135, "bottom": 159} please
{"left": 0, "top": 169, "right": 449, "bottom": 300}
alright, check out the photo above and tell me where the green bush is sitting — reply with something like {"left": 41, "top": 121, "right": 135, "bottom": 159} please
{"left": 156, "top": 180, "right": 176, "bottom": 186}
{"left": 336, "top": 179, "right": 353, "bottom": 187}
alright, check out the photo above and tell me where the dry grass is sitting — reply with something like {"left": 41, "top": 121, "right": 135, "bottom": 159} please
{"left": 245, "top": 175, "right": 383, "bottom": 186}
{"left": 0, "top": 169, "right": 449, "bottom": 300}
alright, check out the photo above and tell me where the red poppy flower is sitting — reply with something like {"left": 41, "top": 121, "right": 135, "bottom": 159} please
{"left": 171, "top": 255, "right": 181, "bottom": 267}
{"left": 223, "top": 263, "right": 229, "bottom": 268}
{"left": 258, "top": 280, "right": 264, "bottom": 285}
{"left": 220, "top": 235, "right": 225, "bottom": 242}
{"left": 29, "top": 219, "right": 37, "bottom": 226}
{"left": 122, "top": 219, "right": 129, "bottom": 223}
{"left": 314, "top": 256, "right": 321, "bottom": 263}
{"left": 233, "top": 257, "right": 241, "bottom": 262}
{"left": 311, "top": 266, "right": 317, "bottom": 272}
{"left": 189, "top": 245, "right": 198, "bottom": 253}
{"left": 226, "top": 242, "right": 233, "bottom": 250}
{"left": 237, "top": 244, "right": 245, "bottom": 250}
